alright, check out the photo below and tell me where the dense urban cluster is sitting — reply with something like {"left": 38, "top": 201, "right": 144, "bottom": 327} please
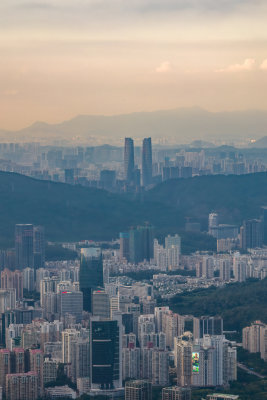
{"left": 0, "top": 140, "right": 267, "bottom": 194}
{"left": 1, "top": 140, "right": 267, "bottom": 400}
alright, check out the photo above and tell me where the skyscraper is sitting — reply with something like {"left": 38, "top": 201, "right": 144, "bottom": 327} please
{"left": 33, "top": 226, "right": 45, "bottom": 269}
{"left": 129, "top": 225, "right": 154, "bottom": 264}
{"left": 240, "top": 219, "right": 263, "bottom": 250}
{"left": 124, "top": 138, "right": 135, "bottom": 184}
{"left": 142, "top": 138, "right": 152, "bottom": 187}
{"left": 80, "top": 248, "right": 103, "bottom": 312}
{"left": 15, "top": 224, "right": 34, "bottom": 270}
{"left": 90, "top": 315, "right": 122, "bottom": 390}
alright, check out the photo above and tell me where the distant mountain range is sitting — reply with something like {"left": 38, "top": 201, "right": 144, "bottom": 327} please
{"left": 1, "top": 108, "right": 267, "bottom": 145}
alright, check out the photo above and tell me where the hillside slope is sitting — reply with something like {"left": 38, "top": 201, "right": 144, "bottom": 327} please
{"left": 146, "top": 172, "right": 267, "bottom": 229}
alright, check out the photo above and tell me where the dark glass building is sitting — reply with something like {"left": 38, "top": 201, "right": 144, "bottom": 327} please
{"left": 124, "top": 138, "right": 135, "bottom": 184}
{"left": 141, "top": 138, "right": 152, "bottom": 187}
{"left": 193, "top": 316, "right": 223, "bottom": 339}
{"left": 129, "top": 225, "right": 154, "bottom": 264}
{"left": 33, "top": 226, "right": 45, "bottom": 269}
{"left": 240, "top": 219, "right": 263, "bottom": 250}
{"left": 80, "top": 248, "right": 103, "bottom": 312}
{"left": 90, "top": 316, "right": 122, "bottom": 390}
{"left": 15, "top": 224, "right": 34, "bottom": 270}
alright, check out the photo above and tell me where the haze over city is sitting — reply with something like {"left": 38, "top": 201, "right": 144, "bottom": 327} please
{"left": 1, "top": 2, "right": 267, "bottom": 400}
{"left": 1, "top": 0, "right": 267, "bottom": 131}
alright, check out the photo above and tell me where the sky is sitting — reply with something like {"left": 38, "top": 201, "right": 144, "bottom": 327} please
{"left": 1, "top": 0, "right": 267, "bottom": 130}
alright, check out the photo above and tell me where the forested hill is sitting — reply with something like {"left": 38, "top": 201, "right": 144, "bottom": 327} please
{"left": 170, "top": 278, "right": 267, "bottom": 333}
{"left": 146, "top": 172, "right": 267, "bottom": 229}
{"left": 0, "top": 171, "right": 266, "bottom": 249}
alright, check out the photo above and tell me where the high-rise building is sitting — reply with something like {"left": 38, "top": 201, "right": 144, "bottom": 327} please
{"left": 208, "top": 213, "right": 219, "bottom": 233}
{"left": 15, "top": 224, "right": 34, "bottom": 270}
{"left": 92, "top": 290, "right": 110, "bottom": 318}
{"left": 80, "top": 248, "right": 103, "bottom": 312}
{"left": 219, "top": 259, "right": 231, "bottom": 281}
{"left": 240, "top": 219, "right": 263, "bottom": 250}
{"left": 193, "top": 317, "right": 223, "bottom": 339}
{"left": 6, "top": 371, "right": 38, "bottom": 400}
{"left": 174, "top": 335, "right": 193, "bottom": 387}
{"left": 142, "top": 138, "right": 152, "bottom": 187}
{"left": 23, "top": 268, "right": 35, "bottom": 292}
{"left": 120, "top": 232, "right": 130, "bottom": 261}
{"left": 261, "top": 206, "right": 267, "bottom": 245}
{"left": 0, "top": 349, "right": 11, "bottom": 390}
{"left": 33, "top": 226, "right": 45, "bottom": 269}
{"left": 162, "top": 386, "right": 191, "bottom": 400}
{"left": 29, "top": 349, "right": 44, "bottom": 396}
{"left": 1, "top": 269, "right": 23, "bottom": 300}
{"left": 122, "top": 347, "right": 141, "bottom": 381}
{"left": 43, "top": 358, "right": 57, "bottom": 386}
{"left": 125, "top": 380, "right": 152, "bottom": 400}
{"left": 90, "top": 315, "right": 122, "bottom": 390}
{"left": 58, "top": 290, "right": 83, "bottom": 323}
{"left": 124, "top": 138, "right": 135, "bottom": 184}
{"left": 129, "top": 225, "right": 154, "bottom": 264}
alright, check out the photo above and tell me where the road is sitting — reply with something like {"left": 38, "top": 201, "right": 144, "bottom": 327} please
{"left": 237, "top": 362, "right": 265, "bottom": 379}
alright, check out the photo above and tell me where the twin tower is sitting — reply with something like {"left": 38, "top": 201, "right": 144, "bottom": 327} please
{"left": 124, "top": 137, "right": 152, "bottom": 187}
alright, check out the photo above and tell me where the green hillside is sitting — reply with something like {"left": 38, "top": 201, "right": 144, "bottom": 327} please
{"left": 146, "top": 172, "right": 267, "bottom": 229}
{"left": 0, "top": 171, "right": 266, "bottom": 250}
{"left": 170, "top": 278, "right": 267, "bottom": 333}
{"left": 0, "top": 171, "right": 201, "bottom": 249}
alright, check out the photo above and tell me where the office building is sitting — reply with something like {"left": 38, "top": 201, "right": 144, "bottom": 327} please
{"left": 240, "top": 219, "right": 263, "bottom": 250}
{"left": 193, "top": 317, "right": 223, "bottom": 339}
{"left": 120, "top": 233, "right": 130, "bottom": 261}
{"left": 15, "top": 224, "right": 34, "bottom": 270}
{"left": 23, "top": 268, "right": 35, "bottom": 292}
{"left": 33, "top": 226, "right": 45, "bottom": 269}
{"left": 92, "top": 290, "right": 110, "bottom": 318}
{"left": 129, "top": 225, "right": 154, "bottom": 264}
{"left": 142, "top": 138, "right": 152, "bottom": 187}
{"left": 125, "top": 380, "right": 152, "bottom": 400}
{"left": 124, "top": 138, "right": 135, "bottom": 184}
{"left": 90, "top": 315, "right": 122, "bottom": 390}
{"left": 58, "top": 290, "right": 83, "bottom": 323}
{"left": 80, "top": 248, "right": 103, "bottom": 312}
{"left": 162, "top": 387, "right": 191, "bottom": 400}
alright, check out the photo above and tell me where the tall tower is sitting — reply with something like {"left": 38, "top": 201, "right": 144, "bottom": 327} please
{"left": 142, "top": 138, "right": 152, "bottom": 187}
{"left": 33, "top": 226, "right": 45, "bottom": 269}
{"left": 90, "top": 315, "right": 122, "bottom": 390}
{"left": 124, "top": 138, "right": 135, "bottom": 184}
{"left": 80, "top": 248, "right": 103, "bottom": 312}
{"left": 15, "top": 224, "right": 34, "bottom": 269}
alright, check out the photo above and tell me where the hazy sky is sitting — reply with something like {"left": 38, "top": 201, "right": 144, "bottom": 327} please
{"left": 1, "top": 0, "right": 267, "bottom": 129}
